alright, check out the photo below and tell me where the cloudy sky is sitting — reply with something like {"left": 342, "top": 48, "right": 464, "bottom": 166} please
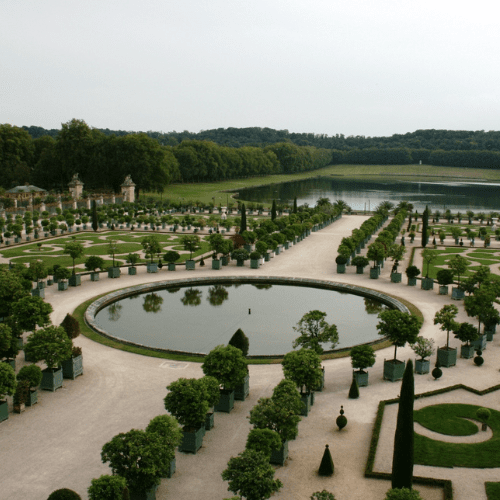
{"left": 1, "top": 0, "right": 499, "bottom": 137}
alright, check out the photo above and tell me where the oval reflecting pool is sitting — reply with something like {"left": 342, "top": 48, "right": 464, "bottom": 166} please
{"left": 90, "top": 278, "right": 401, "bottom": 356}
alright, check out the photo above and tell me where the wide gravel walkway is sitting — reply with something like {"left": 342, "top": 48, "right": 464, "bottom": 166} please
{"left": 1, "top": 215, "right": 499, "bottom": 500}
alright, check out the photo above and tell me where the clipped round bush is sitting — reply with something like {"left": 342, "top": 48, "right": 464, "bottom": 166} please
{"left": 249, "top": 251, "right": 261, "bottom": 260}
{"left": 476, "top": 407, "right": 491, "bottom": 422}
{"left": 335, "top": 255, "right": 348, "bottom": 265}
{"left": 474, "top": 351, "right": 484, "bottom": 366}
{"left": 17, "top": 364, "right": 43, "bottom": 389}
{"left": 0, "top": 362, "right": 17, "bottom": 399}
{"left": 88, "top": 475, "right": 129, "bottom": 500}
{"left": 311, "top": 491, "right": 336, "bottom": 500}
{"left": 336, "top": 406, "right": 347, "bottom": 430}
{"left": 432, "top": 361, "right": 442, "bottom": 380}
{"left": 47, "top": 489, "right": 82, "bottom": 500}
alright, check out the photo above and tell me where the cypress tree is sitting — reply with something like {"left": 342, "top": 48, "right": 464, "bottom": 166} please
{"left": 240, "top": 204, "right": 247, "bottom": 234}
{"left": 228, "top": 328, "right": 249, "bottom": 357}
{"left": 391, "top": 359, "right": 414, "bottom": 490}
{"left": 271, "top": 199, "right": 277, "bottom": 221}
{"left": 92, "top": 200, "right": 98, "bottom": 232}
{"left": 421, "top": 206, "right": 429, "bottom": 248}
{"left": 60, "top": 313, "right": 80, "bottom": 340}
{"left": 293, "top": 197, "right": 298, "bottom": 214}
{"left": 318, "top": 444, "right": 334, "bottom": 476}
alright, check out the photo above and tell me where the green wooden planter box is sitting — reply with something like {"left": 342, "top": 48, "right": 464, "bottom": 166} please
{"left": 415, "top": 359, "right": 430, "bottom": 374}
{"left": 147, "top": 262, "right": 158, "bottom": 273}
{"left": 31, "top": 287, "right": 45, "bottom": 298}
{"left": 264, "top": 252, "right": 271, "bottom": 262}
{"left": 234, "top": 373, "right": 250, "bottom": 401}
{"left": 369, "top": 267, "right": 379, "bottom": 279}
{"left": 221, "top": 255, "right": 229, "bottom": 266}
{"left": 212, "top": 259, "right": 222, "bottom": 270}
{"left": 0, "top": 400, "right": 8, "bottom": 422}
{"left": 179, "top": 426, "right": 204, "bottom": 453}
{"left": 129, "top": 484, "right": 158, "bottom": 500}
{"left": 90, "top": 272, "right": 100, "bottom": 281}
{"left": 25, "top": 389, "right": 38, "bottom": 407}
{"left": 439, "top": 285, "right": 449, "bottom": 295}
{"left": 314, "top": 367, "right": 325, "bottom": 391}
{"left": 484, "top": 325, "right": 496, "bottom": 341}
{"left": 215, "top": 389, "right": 235, "bottom": 413}
{"left": 353, "top": 370, "right": 369, "bottom": 387}
{"left": 58, "top": 281, "right": 68, "bottom": 291}
{"left": 437, "top": 347, "right": 457, "bottom": 367}
{"left": 205, "top": 411, "right": 215, "bottom": 431}
{"left": 236, "top": 260, "right": 245, "bottom": 267}
{"left": 185, "top": 260, "right": 195, "bottom": 270}
{"left": 407, "top": 277, "right": 417, "bottom": 286}
{"left": 471, "top": 334, "right": 487, "bottom": 351}
{"left": 166, "top": 263, "right": 176, "bottom": 271}
{"left": 270, "top": 440, "right": 289, "bottom": 466}
{"left": 461, "top": 344, "right": 475, "bottom": 359}
{"left": 5, "top": 358, "right": 15, "bottom": 370}
{"left": 41, "top": 367, "right": 63, "bottom": 391}
{"left": 300, "top": 392, "right": 312, "bottom": 416}
{"left": 37, "top": 280, "right": 46, "bottom": 289}
{"left": 383, "top": 359, "right": 405, "bottom": 381}
{"left": 390, "top": 272, "right": 402, "bottom": 283}
{"left": 128, "top": 266, "right": 137, "bottom": 275}
{"left": 356, "top": 266, "right": 364, "bottom": 274}
{"left": 62, "top": 354, "right": 83, "bottom": 380}
{"left": 47, "top": 279, "right": 54, "bottom": 286}
{"left": 421, "top": 277, "right": 434, "bottom": 290}
{"left": 108, "top": 267, "right": 121, "bottom": 278}
{"left": 250, "top": 259, "right": 260, "bottom": 269}
{"left": 69, "top": 274, "right": 81, "bottom": 287}
{"left": 336, "top": 264, "right": 346, "bottom": 274}
{"left": 452, "top": 287, "right": 465, "bottom": 300}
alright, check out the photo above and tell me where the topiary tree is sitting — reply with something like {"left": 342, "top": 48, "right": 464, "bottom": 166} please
{"left": 231, "top": 248, "right": 250, "bottom": 264}
{"left": 436, "top": 269, "right": 454, "bottom": 287}
{"left": 101, "top": 429, "right": 171, "bottom": 498}
{"left": 350, "top": 345, "right": 376, "bottom": 374}
{"left": 0, "top": 362, "right": 17, "bottom": 400}
{"left": 202, "top": 344, "right": 248, "bottom": 391}
{"left": 181, "top": 235, "right": 201, "bottom": 260}
{"left": 163, "top": 250, "right": 180, "bottom": 264}
{"left": 405, "top": 266, "right": 420, "bottom": 279}
{"left": 318, "top": 444, "right": 334, "bottom": 476}
{"left": 391, "top": 360, "right": 414, "bottom": 490}
{"left": 221, "top": 449, "right": 283, "bottom": 500}
{"left": 199, "top": 375, "right": 221, "bottom": 409}
{"left": 46, "top": 489, "right": 82, "bottom": 500}
{"left": 282, "top": 348, "right": 323, "bottom": 395}
{"left": 311, "top": 491, "right": 336, "bottom": 500}
{"left": 476, "top": 407, "right": 491, "bottom": 431}
{"left": 141, "top": 235, "right": 162, "bottom": 263}
{"left": 434, "top": 304, "right": 459, "bottom": 349}
{"left": 145, "top": 414, "right": 183, "bottom": 463}
{"left": 336, "top": 406, "right": 347, "bottom": 430}
{"left": 23, "top": 325, "right": 73, "bottom": 369}
{"left": 64, "top": 240, "right": 85, "bottom": 275}
{"left": 453, "top": 322, "right": 479, "bottom": 347}
{"left": 348, "top": 377, "right": 359, "bottom": 399}
{"left": 126, "top": 253, "right": 141, "bottom": 268}
{"left": 245, "top": 428, "right": 282, "bottom": 459}
{"left": 422, "top": 248, "right": 438, "bottom": 278}
{"left": 10, "top": 295, "right": 53, "bottom": 335}
{"left": 410, "top": 337, "right": 434, "bottom": 361}
{"left": 84, "top": 255, "right": 105, "bottom": 273}
{"left": 228, "top": 328, "right": 249, "bottom": 357}
{"left": 17, "top": 364, "right": 43, "bottom": 390}
{"left": 367, "top": 242, "right": 386, "bottom": 267}
{"left": 447, "top": 255, "right": 469, "bottom": 287}
{"left": 88, "top": 475, "right": 129, "bottom": 500}
{"left": 292, "top": 310, "right": 339, "bottom": 354}
{"left": 377, "top": 310, "right": 422, "bottom": 361}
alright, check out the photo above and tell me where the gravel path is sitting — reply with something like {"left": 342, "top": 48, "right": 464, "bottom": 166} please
{"left": 1, "top": 215, "right": 499, "bottom": 500}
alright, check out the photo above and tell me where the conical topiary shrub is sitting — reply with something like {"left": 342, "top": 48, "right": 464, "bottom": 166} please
{"left": 228, "top": 328, "right": 249, "bottom": 357}
{"left": 60, "top": 313, "right": 80, "bottom": 340}
{"left": 348, "top": 377, "right": 359, "bottom": 399}
{"left": 318, "top": 444, "right": 334, "bottom": 476}
{"left": 336, "top": 406, "right": 347, "bottom": 430}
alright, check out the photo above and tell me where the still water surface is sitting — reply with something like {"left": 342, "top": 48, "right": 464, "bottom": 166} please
{"left": 95, "top": 283, "right": 388, "bottom": 356}
{"left": 236, "top": 177, "right": 500, "bottom": 212}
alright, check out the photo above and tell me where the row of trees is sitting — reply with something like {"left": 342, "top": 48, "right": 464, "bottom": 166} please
{"left": 22, "top": 124, "right": 500, "bottom": 151}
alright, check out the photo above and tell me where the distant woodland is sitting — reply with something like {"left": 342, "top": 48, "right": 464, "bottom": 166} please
{"left": 2, "top": 121, "right": 500, "bottom": 196}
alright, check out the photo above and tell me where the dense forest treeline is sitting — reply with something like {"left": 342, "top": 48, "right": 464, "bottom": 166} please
{"left": 22, "top": 124, "right": 500, "bottom": 151}
{"left": 2, "top": 121, "right": 500, "bottom": 196}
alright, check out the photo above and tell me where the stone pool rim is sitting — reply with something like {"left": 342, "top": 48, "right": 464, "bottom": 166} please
{"left": 84, "top": 276, "right": 410, "bottom": 360}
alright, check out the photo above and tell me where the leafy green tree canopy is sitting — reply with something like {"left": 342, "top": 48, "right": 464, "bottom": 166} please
{"left": 292, "top": 310, "right": 339, "bottom": 354}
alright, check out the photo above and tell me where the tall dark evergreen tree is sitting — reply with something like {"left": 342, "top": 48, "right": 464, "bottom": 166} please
{"left": 228, "top": 328, "right": 249, "bottom": 357}
{"left": 391, "top": 359, "right": 414, "bottom": 490}
{"left": 421, "top": 206, "right": 429, "bottom": 248}
{"left": 271, "top": 199, "right": 277, "bottom": 221}
{"left": 92, "top": 200, "right": 98, "bottom": 232}
{"left": 240, "top": 204, "right": 247, "bottom": 234}
{"left": 293, "top": 197, "right": 298, "bottom": 214}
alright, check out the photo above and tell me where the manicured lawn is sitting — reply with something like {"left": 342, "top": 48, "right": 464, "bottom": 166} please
{"left": 413, "top": 404, "right": 500, "bottom": 468}
{"left": 485, "top": 482, "right": 500, "bottom": 500}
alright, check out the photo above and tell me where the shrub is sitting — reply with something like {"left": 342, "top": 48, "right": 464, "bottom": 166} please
{"left": 202, "top": 344, "right": 248, "bottom": 390}
{"left": 164, "top": 250, "right": 180, "bottom": 264}
{"left": 245, "top": 428, "right": 282, "bottom": 459}
{"left": 84, "top": 256, "right": 105, "bottom": 272}
{"left": 47, "top": 489, "right": 82, "bottom": 500}
{"left": 16, "top": 364, "right": 43, "bottom": 389}
{"left": 476, "top": 407, "right": 491, "bottom": 423}
{"left": 335, "top": 255, "right": 348, "bottom": 265}
{"left": 384, "top": 488, "right": 423, "bottom": 500}
{"left": 60, "top": 313, "right": 80, "bottom": 340}
{"left": 336, "top": 406, "right": 347, "bottom": 430}
{"left": 0, "top": 362, "right": 17, "bottom": 399}
{"left": 436, "top": 269, "right": 454, "bottom": 286}
{"left": 351, "top": 256, "right": 369, "bottom": 268}
{"left": 410, "top": 337, "right": 434, "bottom": 360}
{"left": 311, "top": 491, "right": 336, "bottom": 500}
{"left": 350, "top": 345, "right": 376, "bottom": 372}
{"left": 405, "top": 266, "right": 420, "bottom": 279}
{"left": 249, "top": 251, "right": 261, "bottom": 260}
{"left": 88, "top": 475, "right": 129, "bottom": 500}
{"left": 228, "top": 328, "right": 249, "bottom": 357}
{"left": 348, "top": 377, "right": 359, "bottom": 399}
{"left": 13, "top": 379, "right": 30, "bottom": 405}
{"left": 318, "top": 444, "right": 334, "bottom": 476}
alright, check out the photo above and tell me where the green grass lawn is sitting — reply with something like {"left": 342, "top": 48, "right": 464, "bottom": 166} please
{"left": 413, "top": 404, "right": 500, "bottom": 468}
{"left": 486, "top": 482, "right": 500, "bottom": 500}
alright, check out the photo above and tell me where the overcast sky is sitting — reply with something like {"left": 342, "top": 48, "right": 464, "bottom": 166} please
{"left": 1, "top": 0, "right": 499, "bottom": 138}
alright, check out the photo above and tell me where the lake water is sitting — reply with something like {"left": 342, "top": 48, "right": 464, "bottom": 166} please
{"left": 94, "top": 283, "right": 389, "bottom": 356}
{"left": 236, "top": 177, "right": 500, "bottom": 212}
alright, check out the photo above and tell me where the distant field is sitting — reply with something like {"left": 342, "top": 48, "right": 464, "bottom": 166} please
{"left": 148, "top": 164, "right": 500, "bottom": 206}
